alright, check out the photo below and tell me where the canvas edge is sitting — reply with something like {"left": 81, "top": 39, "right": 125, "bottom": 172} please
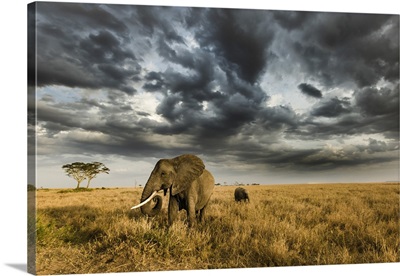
{"left": 27, "top": 2, "right": 37, "bottom": 275}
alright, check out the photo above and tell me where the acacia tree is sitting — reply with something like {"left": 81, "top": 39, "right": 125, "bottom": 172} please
{"left": 84, "top": 162, "right": 110, "bottom": 188}
{"left": 62, "top": 162, "right": 87, "bottom": 189}
{"left": 62, "top": 162, "right": 110, "bottom": 189}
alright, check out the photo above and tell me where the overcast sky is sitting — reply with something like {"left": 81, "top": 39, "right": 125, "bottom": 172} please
{"left": 28, "top": 2, "right": 399, "bottom": 188}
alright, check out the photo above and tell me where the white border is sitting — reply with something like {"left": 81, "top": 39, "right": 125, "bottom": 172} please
{"left": 1, "top": 1, "right": 399, "bottom": 276}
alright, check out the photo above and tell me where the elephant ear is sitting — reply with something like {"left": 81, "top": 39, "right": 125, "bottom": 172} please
{"left": 171, "top": 154, "right": 205, "bottom": 196}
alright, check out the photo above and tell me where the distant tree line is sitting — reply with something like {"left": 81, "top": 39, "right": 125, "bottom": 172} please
{"left": 215, "top": 182, "right": 260, "bottom": 186}
{"left": 62, "top": 162, "right": 110, "bottom": 189}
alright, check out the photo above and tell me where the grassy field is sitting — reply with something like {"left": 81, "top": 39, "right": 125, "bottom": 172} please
{"left": 33, "top": 183, "right": 399, "bottom": 275}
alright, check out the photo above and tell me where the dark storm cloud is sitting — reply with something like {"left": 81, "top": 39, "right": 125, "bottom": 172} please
{"left": 311, "top": 97, "right": 351, "bottom": 117}
{"left": 207, "top": 92, "right": 262, "bottom": 134}
{"left": 214, "top": 132, "right": 398, "bottom": 171}
{"left": 35, "top": 2, "right": 140, "bottom": 94}
{"left": 160, "top": 51, "right": 217, "bottom": 99}
{"left": 140, "top": 8, "right": 273, "bottom": 138}
{"left": 285, "top": 83, "right": 399, "bottom": 143}
{"left": 297, "top": 103, "right": 398, "bottom": 141}
{"left": 354, "top": 86, "right": 399, "bottom": 117}
{"left": 192, "top": 8, "right": 274, "bottom": 84}
{"left": 273, "top": 11, "right": 312, "bottom": 30}
{"left": 293, "top": 150, "right": 397, "bottom": 170}
{"left": 36, "top": 2, "right": 130, "bottom": 35}
{"left": 36, "top": 96, "right": 168, "bottom": 157}
{"left": 132, "top": 5, "right": 186, "bottom": 44}
{"left": 290, "top": 13, "right": 399, "bottom": 89}
{"left": 34, "top": 3, "right": 399, "bottom": 175}
{"left": 258, "top": 105, "right": 299, "bottom": 132}
{"left": 298, "top": 83, "right": 323, "bottom": 98}
{"left": 143, "top": 71, "right": 165, "bottom": 92}
{"left": 353, "top": 85, "right": 399, "bottom": 139}
{"left": 79, "top": 30, "right": 135, "bottom": 64}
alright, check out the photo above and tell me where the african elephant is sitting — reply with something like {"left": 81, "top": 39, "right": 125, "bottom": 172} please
{"left": 131, "top": 154, "right": 215, "bottom": 227}
{"left": 234, "top": 187, "right": 250, "bottom": 202}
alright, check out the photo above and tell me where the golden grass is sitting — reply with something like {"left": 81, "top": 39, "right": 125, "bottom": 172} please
{"left": 34, "top": 183, "right": 400, "bottom": 275}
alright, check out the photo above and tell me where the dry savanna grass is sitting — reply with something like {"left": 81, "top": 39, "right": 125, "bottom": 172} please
{"left": 33, "top": 183, "right": 399, "bottom": 275}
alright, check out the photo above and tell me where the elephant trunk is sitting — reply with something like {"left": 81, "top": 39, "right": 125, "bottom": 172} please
{"left": 139, "top": 178, "right": 163, "bottom": 217}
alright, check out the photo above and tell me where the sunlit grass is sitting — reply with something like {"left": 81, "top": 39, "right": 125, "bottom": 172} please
{"left": 35, "top": 183, "right": 400, "bottom": 274}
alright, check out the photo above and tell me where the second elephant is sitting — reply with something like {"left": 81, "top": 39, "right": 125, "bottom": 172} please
{"left": 234, "top": 187, "right": 250, "bottom": 202}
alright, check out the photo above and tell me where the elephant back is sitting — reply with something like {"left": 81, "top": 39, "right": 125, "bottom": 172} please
{"left": 234, "top": 187, "right": 249, "bottom": 202}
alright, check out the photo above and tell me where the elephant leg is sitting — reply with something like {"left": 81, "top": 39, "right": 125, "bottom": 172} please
{"left": 168, "top": 196, "right": 179, "bottom": 226}
{"left": 187, "top": 199, "right": 196, "bottom": 227}
{"left": 198, "top": 201, "right": 209, "bottom": 223}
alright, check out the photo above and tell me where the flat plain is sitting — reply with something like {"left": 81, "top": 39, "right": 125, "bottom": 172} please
{"left": 33, "top": 183, "right": 399, "bottom": 275}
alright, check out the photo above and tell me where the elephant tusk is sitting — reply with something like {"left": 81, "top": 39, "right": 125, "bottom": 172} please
{"left": 130, "top": 191, "right": 158, "bottom": 210}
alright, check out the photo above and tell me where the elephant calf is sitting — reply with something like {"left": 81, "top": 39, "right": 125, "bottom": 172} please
{"left": 234, "top": 187, "right": 250, "bottom": 202}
